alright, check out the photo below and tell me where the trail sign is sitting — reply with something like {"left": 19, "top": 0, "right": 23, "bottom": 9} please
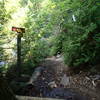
{"left": 12, "top": 27, "right": 25, "bottom": 33}
{"left": 12, "top": 26, "right": 25, "bottom": 77}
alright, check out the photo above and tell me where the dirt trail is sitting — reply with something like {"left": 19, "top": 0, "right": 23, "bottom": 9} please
{"left": 20, "top": 56, "right": 99, "bottom": 100}
{"left": 40, "top": 57, "right": 100, "bottom": 100}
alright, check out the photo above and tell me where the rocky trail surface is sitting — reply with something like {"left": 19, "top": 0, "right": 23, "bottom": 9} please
{"left": 18, "top": 57, "right": 100, "bottom": 100}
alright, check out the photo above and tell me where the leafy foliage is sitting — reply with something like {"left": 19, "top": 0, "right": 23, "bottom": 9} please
{"left": 22, "top": 39, "right": 50, "bottom": 68}
{"left": 0, "top": 0, "right": 100, "bottom": 74}
{"left": 50, "top": 0, "right": 100, "bottom": 68}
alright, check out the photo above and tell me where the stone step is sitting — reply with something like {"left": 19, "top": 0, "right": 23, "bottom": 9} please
{"left": 16, "top": 96, "right": 64, "bottom": 100}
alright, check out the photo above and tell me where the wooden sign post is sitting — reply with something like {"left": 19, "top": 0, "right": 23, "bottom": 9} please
{"left": 12, "top": 27, "right": 25, "bottom": 76}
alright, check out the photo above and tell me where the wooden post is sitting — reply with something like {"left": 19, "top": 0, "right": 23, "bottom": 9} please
{"left": 12, "top": 27, "right": 25, "bottom": 76}
{"left": 17, "top": 34, "right": 21, "bottom": 76}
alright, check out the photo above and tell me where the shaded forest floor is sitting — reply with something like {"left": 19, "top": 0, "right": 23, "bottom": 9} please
{"left": 40, "top": 57, "right": 100, "bottom": 100}
{"left": 7, "top": 56, "right": 100, "bottom": 100}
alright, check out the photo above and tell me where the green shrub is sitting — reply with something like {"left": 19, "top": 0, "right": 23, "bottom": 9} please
{"left": 50, "top": 33, "right": 65, "bottom": 56}
{"left": 61, "top": 0, "right": 100, "bottom": 68}
{"left": 23, "top": 39, "right": 50, "bottom": 67}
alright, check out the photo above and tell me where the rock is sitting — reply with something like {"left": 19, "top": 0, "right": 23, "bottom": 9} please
{"left": 60, "top": 74, "right": 71, "bottom": 87}
{"left": 85, "top": 76, "right": 91, "bottom": 81}
{"left": 92, "top": 79, "right": 100, "bottom": 89}
{"left": 48, "top": 81, "right": 57, "bottom": 88}
{"left": 93, "top": 75, "right": 100, "bottom": 80}
{"left": 28, "top": 67, "right": 45, "bottom": 84}
{"left": 89, "top": 74, "right": 100, "bottom": 88}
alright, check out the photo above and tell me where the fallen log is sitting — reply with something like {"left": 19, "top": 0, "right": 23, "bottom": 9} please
{"left": 16, "top": 96, "right": 64, "bottom": 100}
